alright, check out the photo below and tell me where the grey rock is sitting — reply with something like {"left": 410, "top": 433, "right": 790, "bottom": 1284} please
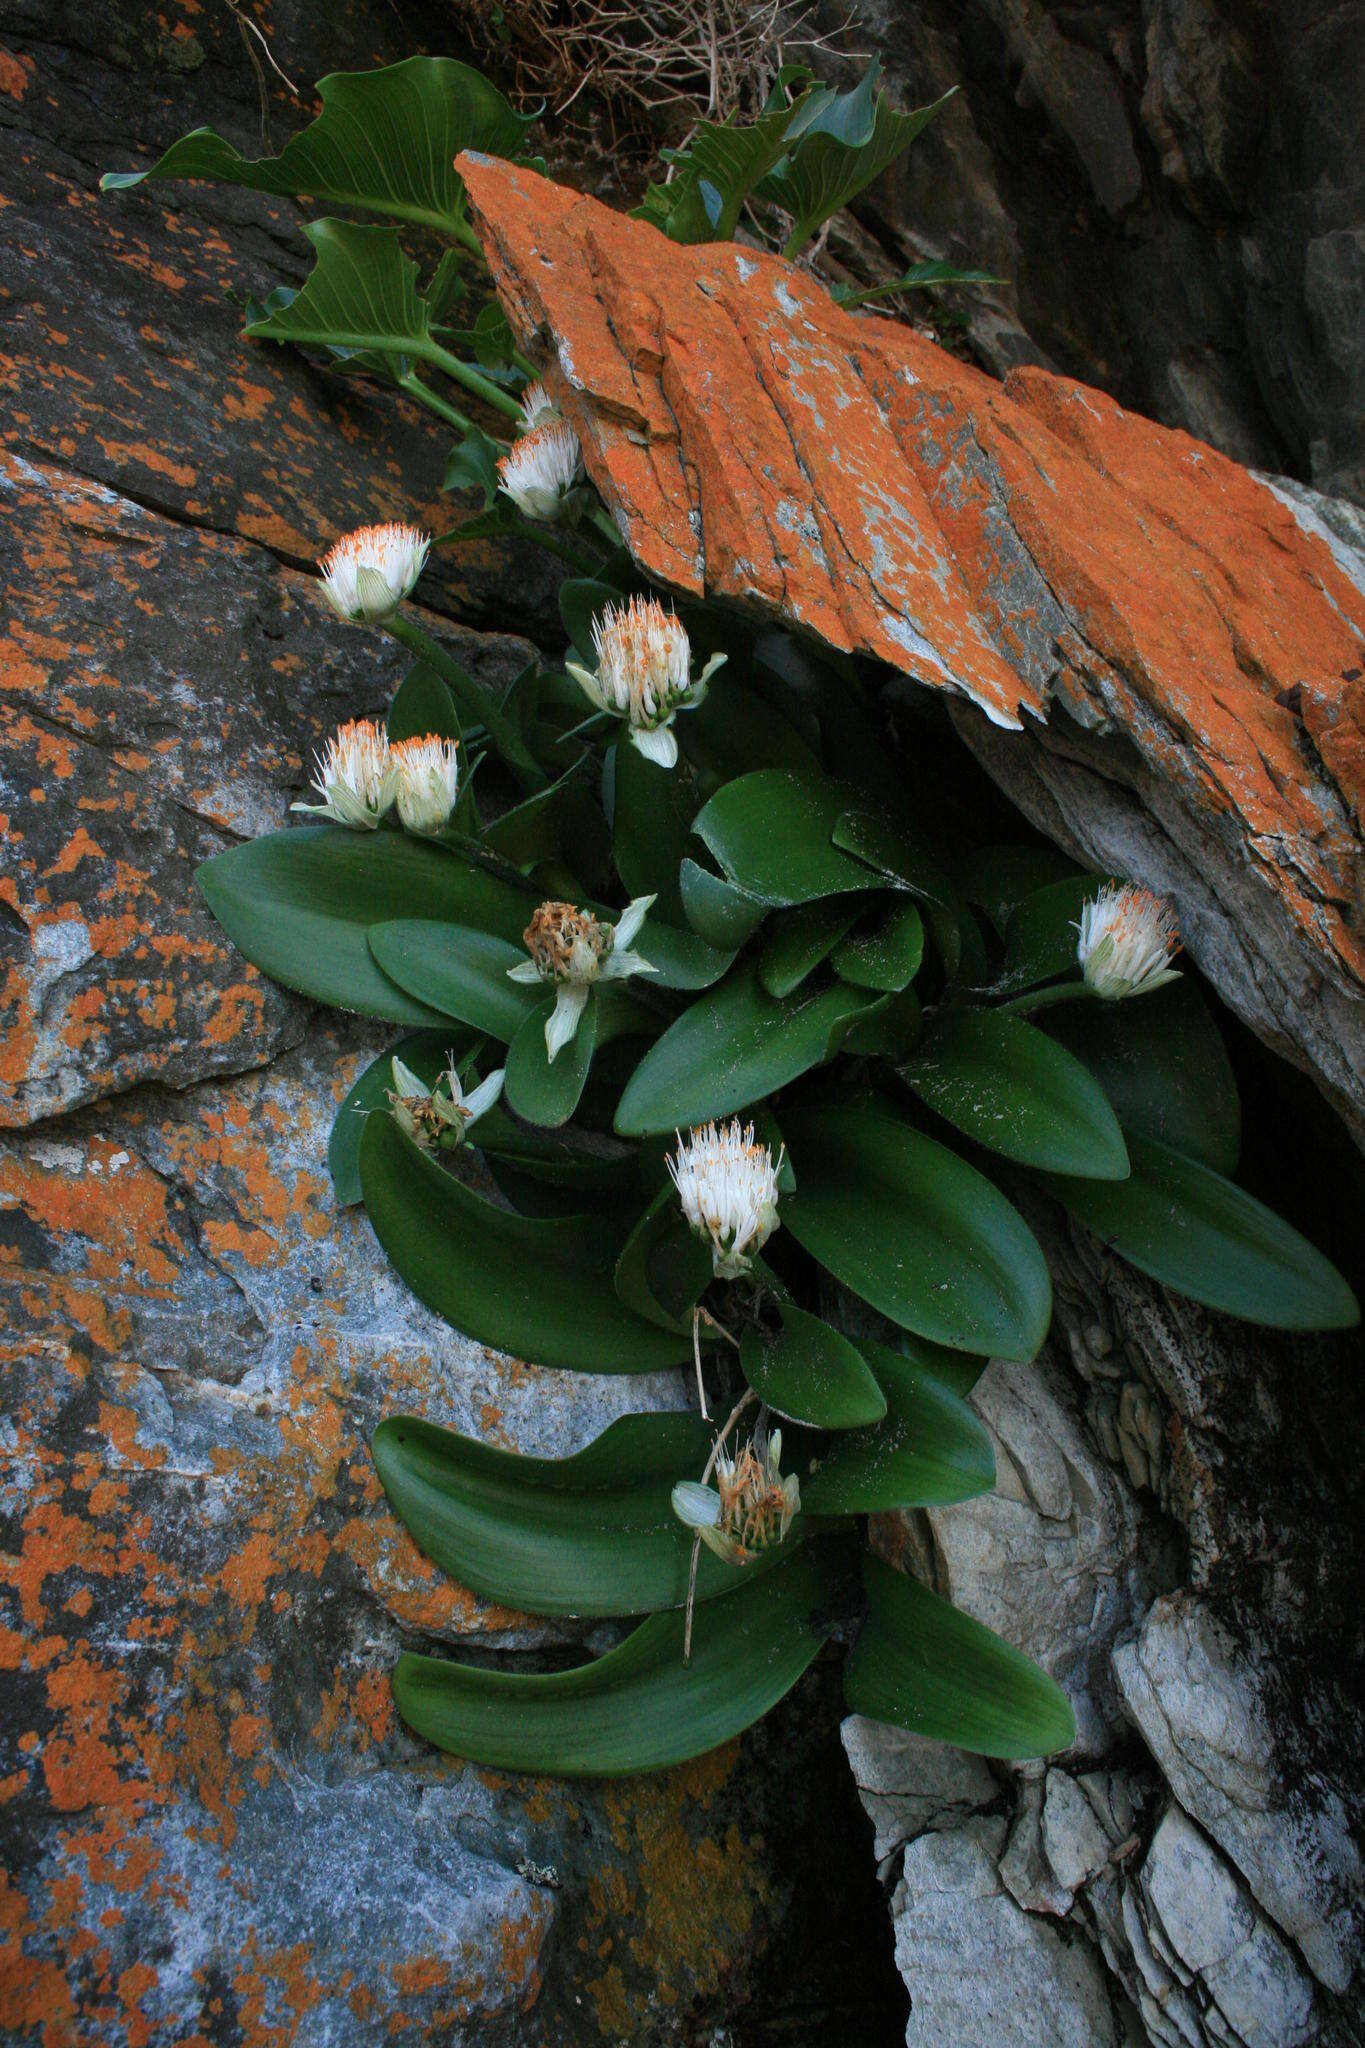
{"left": 1041, "top": 1772, "right": 1116, "bottom": 1897}
{"left": 840, "top": 1715, "right": 999, "bottom": 1865}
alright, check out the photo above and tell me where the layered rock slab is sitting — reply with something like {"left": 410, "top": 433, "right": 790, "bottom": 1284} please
{"left": 459, "top": 153, "right": 1365, "bottom": 1141}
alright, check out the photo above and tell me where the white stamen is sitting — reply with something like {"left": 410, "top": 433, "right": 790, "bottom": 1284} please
{"left": 318, "top": 522, "right": 429, "bottom": 623}
{"left": 566, "top": 595, "right": 725, "bottom": 769}
{"left": 517, "top": 381, "right": 559, "bottom": 432}
{"left": 291, "top": 717, "right": 394, "bottom": 830}
{"left": 1077, "top": 884, "right": 1182, "bottom": 1000}
{"left": 668, "top": 1119, "right": 783, "bottom": 1280}
{"left": 390, "top": 733, "right": 459, "bottom": 836}
{"left": 497, "top": 419, "right": 584, "bottom": 522}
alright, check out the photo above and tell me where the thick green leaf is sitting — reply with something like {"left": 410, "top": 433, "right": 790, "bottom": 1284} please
{"left": 758, "top": 900, "right": 861, "bottom": 999}
{"left": 766, "top": 73, "right": 957, "bottom": 257}
{"left": 614, "top": 1188, "right": 713, "bottom": 1332}
{"left": 559, "top": 577, "right": 625, "bottom": 663}
{"left": 371, "top": 1411, "right": 738, "bottom": 1617}
{"left": 845, "top": 1553, "right": 1075, "bottom": 1759}
{"left": 481, "top": 760, "right": 587, "bottom": 869}
{"left": 613, "top": 739, "right": 703, "bottom": 919}
{"left": 359, "top": 1113, "right": 688, "bottom": 1370}
{"left": 692, "top": 768, "right": 875, "bottom": 907}
{"left": 392, "top": 1538, "right": 845, "bottom": 1776}
{"left": 838, "top": 985, "right": 922, "bottom": 1060}
{"left": 388, "top": 662, "right": 461, "bottom": 745}
{"left": 834, "top": 261, "right": 1003, "bottom": 309}
{"left": 1042, "top": 980, "right": 1240, "bottom": 1174}
{"left": 953, "top": 844, "right": 1079, "bottom": 935}
{"left": 614, "top": 962, "right": 874, "bottom": 1137}
{"left": 740, "top": 1302, "right": 886, "bottom": 1429}
{"left": 328, "top": 1030, "right": 457, "bottom": 1206}
{"left": 903, "top": 1008, "right": 1129, "bottom": 1179}
{"left": 666, "top": 93, "right": 811, "bottom": 239}
{"left": 832, "top": 898, "right": 924, "bottom": 992}
{"left": 832, "top": 805, "right": 984, "bottom": 981}
{"left": 1040, "top": 1133, "right": 1359, "bottom": 1330}
{"left": 367, "top": 921, "right": 539, "bottom": 1039}
{"left": 102, "top": 56, "right": 536, "bottom": 234}
{"left": 679, "top": 859, "right": 767, "bottom": 948}
{"left": 244, "top": 219, "right": 446, "bottom": 372}
{"left": 1002, "top": 873, "right": 1110, "bottom": 989}
{"left": 781, "top": 1101, "right": 1052, "bottom": 1360}
{"left": 196, "top": 826, "right": 527, "bottom": 1024}
{"left": 504, "top": 991, "right": 597, "bottom": 1127}
{"left": 801, "top": 1337, "right": 994, "bottom": 1512}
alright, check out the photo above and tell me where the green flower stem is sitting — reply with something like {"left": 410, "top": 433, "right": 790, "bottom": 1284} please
{"left": 995, "top": 980, "right": 1095, "bottom": 1016}
{"left": 398, "top": 371, "right": 478, "bottom": 437}
{"left": 423, "top": 342, "right": 523, "bottom": 422}
{"left": 387, "top": 613, "right": 548, "bottom": 796}
{"left": 587, "top": 503, "right": 622, "bottom": 549}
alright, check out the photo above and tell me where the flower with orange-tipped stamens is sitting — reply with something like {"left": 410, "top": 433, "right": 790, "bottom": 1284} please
{"left": 1077, "top": 884, "right": 1182, "bottom": 1000}
{"left": 318, "top": 522, "right": 429, "bottom": 623}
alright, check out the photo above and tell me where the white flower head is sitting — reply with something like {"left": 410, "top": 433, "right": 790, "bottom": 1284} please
{"left": 497, "top": 419, "right": 585, "bottom": 522}
{"left": 668, "top": 1119, "right": 783, "bottom": 1280}
{"left": 319, "top": 522, "right": 429, "bottom": 623}
{"left": 517, "top": 380, "right": 559, "bottom": 433}
{"left": 566, "top": 596, "right": 726, "bottom": 769}
{"left": 291, "top": 716, "right": 395, "bottom": 830}
{"left": 672, "top": 1417, "right": 800, "bottom": 1565}
{"left": 507, "top": 895, "right": 657, "bottom": 1062}
{"left": 388, "top": 1053, "right": 503, "bottom": 1149}
{"left": 1077, "top": 884, "right": 1182, "bottom": 1000}
{"left": 390, "top": 733, "right": 458, "bottom": 837}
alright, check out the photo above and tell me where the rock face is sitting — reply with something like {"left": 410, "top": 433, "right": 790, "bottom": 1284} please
{"left": 807, "top": 0, "right": 1365, "bottom": 508}
{"left": 460, "top": 151, "right": 1365, "bottom": 1149}
{"left": 0, "top": 10, "right": 901, "bottom": 2043}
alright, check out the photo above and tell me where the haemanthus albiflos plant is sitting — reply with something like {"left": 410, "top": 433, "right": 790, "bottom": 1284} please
{"left": 103, "top": 51, "right": 1359, "bottom": 1781}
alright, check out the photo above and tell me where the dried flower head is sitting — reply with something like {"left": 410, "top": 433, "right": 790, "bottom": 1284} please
{"left": 1077, "top": 884, "right": 1182, "bottom": 1000}
{"left": 291, "top": 716, "right": 395, "bottom": 830}
{"left": 387, "top": 1053, "right": 503, "bottom": 1149}
{"left": 497, "top": 419, "right": 585, "bottom": 522}
{"left": 517, "top": 380, "right": 559, "bottom": 433}
{"left": 390, "top": 733, "right": 459, "bottom": 836}
{"left": 668, "top": 1119, "right": 783, "bottom": 1279}
{"left": 566, "top": 595, "right": 726, "bottom": 768}
{"left": 318, "top": 522, "right": 429, "bottom": 623}
{"left": 507, "top": 895, "right": 657, "bottom": 1061}
{"left": 672, "top": 1419, "right": 800, "bottom": 1566}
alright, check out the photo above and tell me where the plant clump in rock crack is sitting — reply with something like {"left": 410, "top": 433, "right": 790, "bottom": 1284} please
{"left": 102, "top": 50, "right": 1359, "bottom": 1781}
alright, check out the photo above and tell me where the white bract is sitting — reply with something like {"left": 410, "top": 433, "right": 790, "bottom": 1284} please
{"left": 672, "top": 1419, "right": 800, "bottom": 1566}
{"left": 566, "top": 596, "right": 726, "bottom": 768}
{"left": 668, "top": 1119, "right": 783, "bottom": 1280}
{"left": 1077, "top": 883, "right": 1182, "bottom": 1000}
{"left": 390, "top": 734, "right": 459, "bottom": 836}
{"left": 388, "top": 1054, "right": 503, "bottom": 1149}
{"left": 291, "top": 717, "right": 395, "bottom": 830}
{"left": 318, "top": 522, "right": 429, "bottom": 623}
{"left": 497, "top": 419, "right": 585, "bottom": 522}
{"left": 507, "top": 896, "right": 657, "bottom": 1062}
{"left": 517, "top": 380, "right": 559, "bottom": 432}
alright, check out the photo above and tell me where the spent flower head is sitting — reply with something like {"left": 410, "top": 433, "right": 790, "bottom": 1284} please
{"left": 497, "top": 419, "right": 585, "bottom": 523}
{"left": 668, "top": 1119, "right": 783, "bottom": 1280}
{"left": 1077, "top": 883, "right": 1182, "bottom": 1000}
{"left": 318, "top": 522, "right": 429, "bottom": 623}
{"left": 672, "top": 1418, "right": 800, "bottom": 1566}
{"left": 390, "top": 733, "right": 458, "bottom": 837}
{"left": 566, "top": 596, "right": 725, "bottom": 769}
{"left": 388, "top": 1053, "right": 503, "bottom": 1150}
{"left": 507, "top": 896, "right": 657, "bottom": 1061}
{"left": 291, "top": 716, "right": 394, "bottom": 831}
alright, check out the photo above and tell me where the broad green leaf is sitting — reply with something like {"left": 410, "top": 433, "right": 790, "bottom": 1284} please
{"left": 693, "top": 768, "right": 875, "bottom": 906}
{"left": 766, "top": 72, "right": 958, "bottom": 257}
{"left": 1002, "top": 873, "right": 1111, "bottom": 989}
{"left": 244, "top": 220, "right": 449, "bottom": 374}
{"left": 1040, "top": 1133, "right": 1358, "bottom": 1330}
{"left": 1042, "top": 980, "right": 1240, "bottom": 1174}
{"left": 102, "top": 56, "right": 536, "bottom": 234}
{"left": 392, "top": 1538, "right": 846, "bottom": 1776}
{"left": 831, "top": 898, "right": 924, "bottom": 992}
{"left": 328, "top": 1030, "right": 457, "bottom": 1206}
{"left": 903, "top": 1008, "right": 1129, "bottom": 1179}
{"left": 839, "top": 985, "right": 922, "bottom": 1059}
{"left": 388, "top": 662, "right": 461, "bottom": 745}
{"left": 614, "top": 1188, "right": 713, "bottom": 1332}
{"left": 371, "top": 1411, "right": 738, "bottom": 1616}
{"left": 845, "top": 1553, "right": 1075, "bottom": 1759}
{"left": 559, "top": 576, "right": 625, "bottom": 663}
{"left": 504, "top": 990, "right": 597, "bottom": 1127}
{"left": 368, "top": 921, "right": 539, "bottom": 1039}
{"left": 359, "top": 1113, "right": 688, "bottom": 1370}
{"left": 613, "top": 739, "right": 705, "bottom": 919}
{"left": 758, "top": 900, "right": 861, "bottom": 999}
{"left": 614, "top": 962, "right": 874, "bottom": 1137}
{"left": 953, "top": 844, "right": 1079, "bottom": 935}
{"left": 443, "top": 425, "right": 503, "bottom": 505}
{"left": 833, "top": 262, "right": 1003, "bottom": 309}
{"left": 739, "top": 1301, "right": 886, "bottom": 1429}
{"left": 666, "top": 94, "right": 811, "bottom": 239}
{"left": 679, "top": 859, "right": 767, "bottom": 948}
{"left": 801, "top": 1337, "right": 994, "bottom": 1513}
{"left": 832, "top": 805, "right": 984, "bottom": 981}
{"left": 481, "top": 760, "right": 588, "bottom": 869}
{"left": 781, "top": 1101, "right": 1052, "bottom": 1360}
{"left": 196, "top": 826, "right": 528, "bottom": 1024}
